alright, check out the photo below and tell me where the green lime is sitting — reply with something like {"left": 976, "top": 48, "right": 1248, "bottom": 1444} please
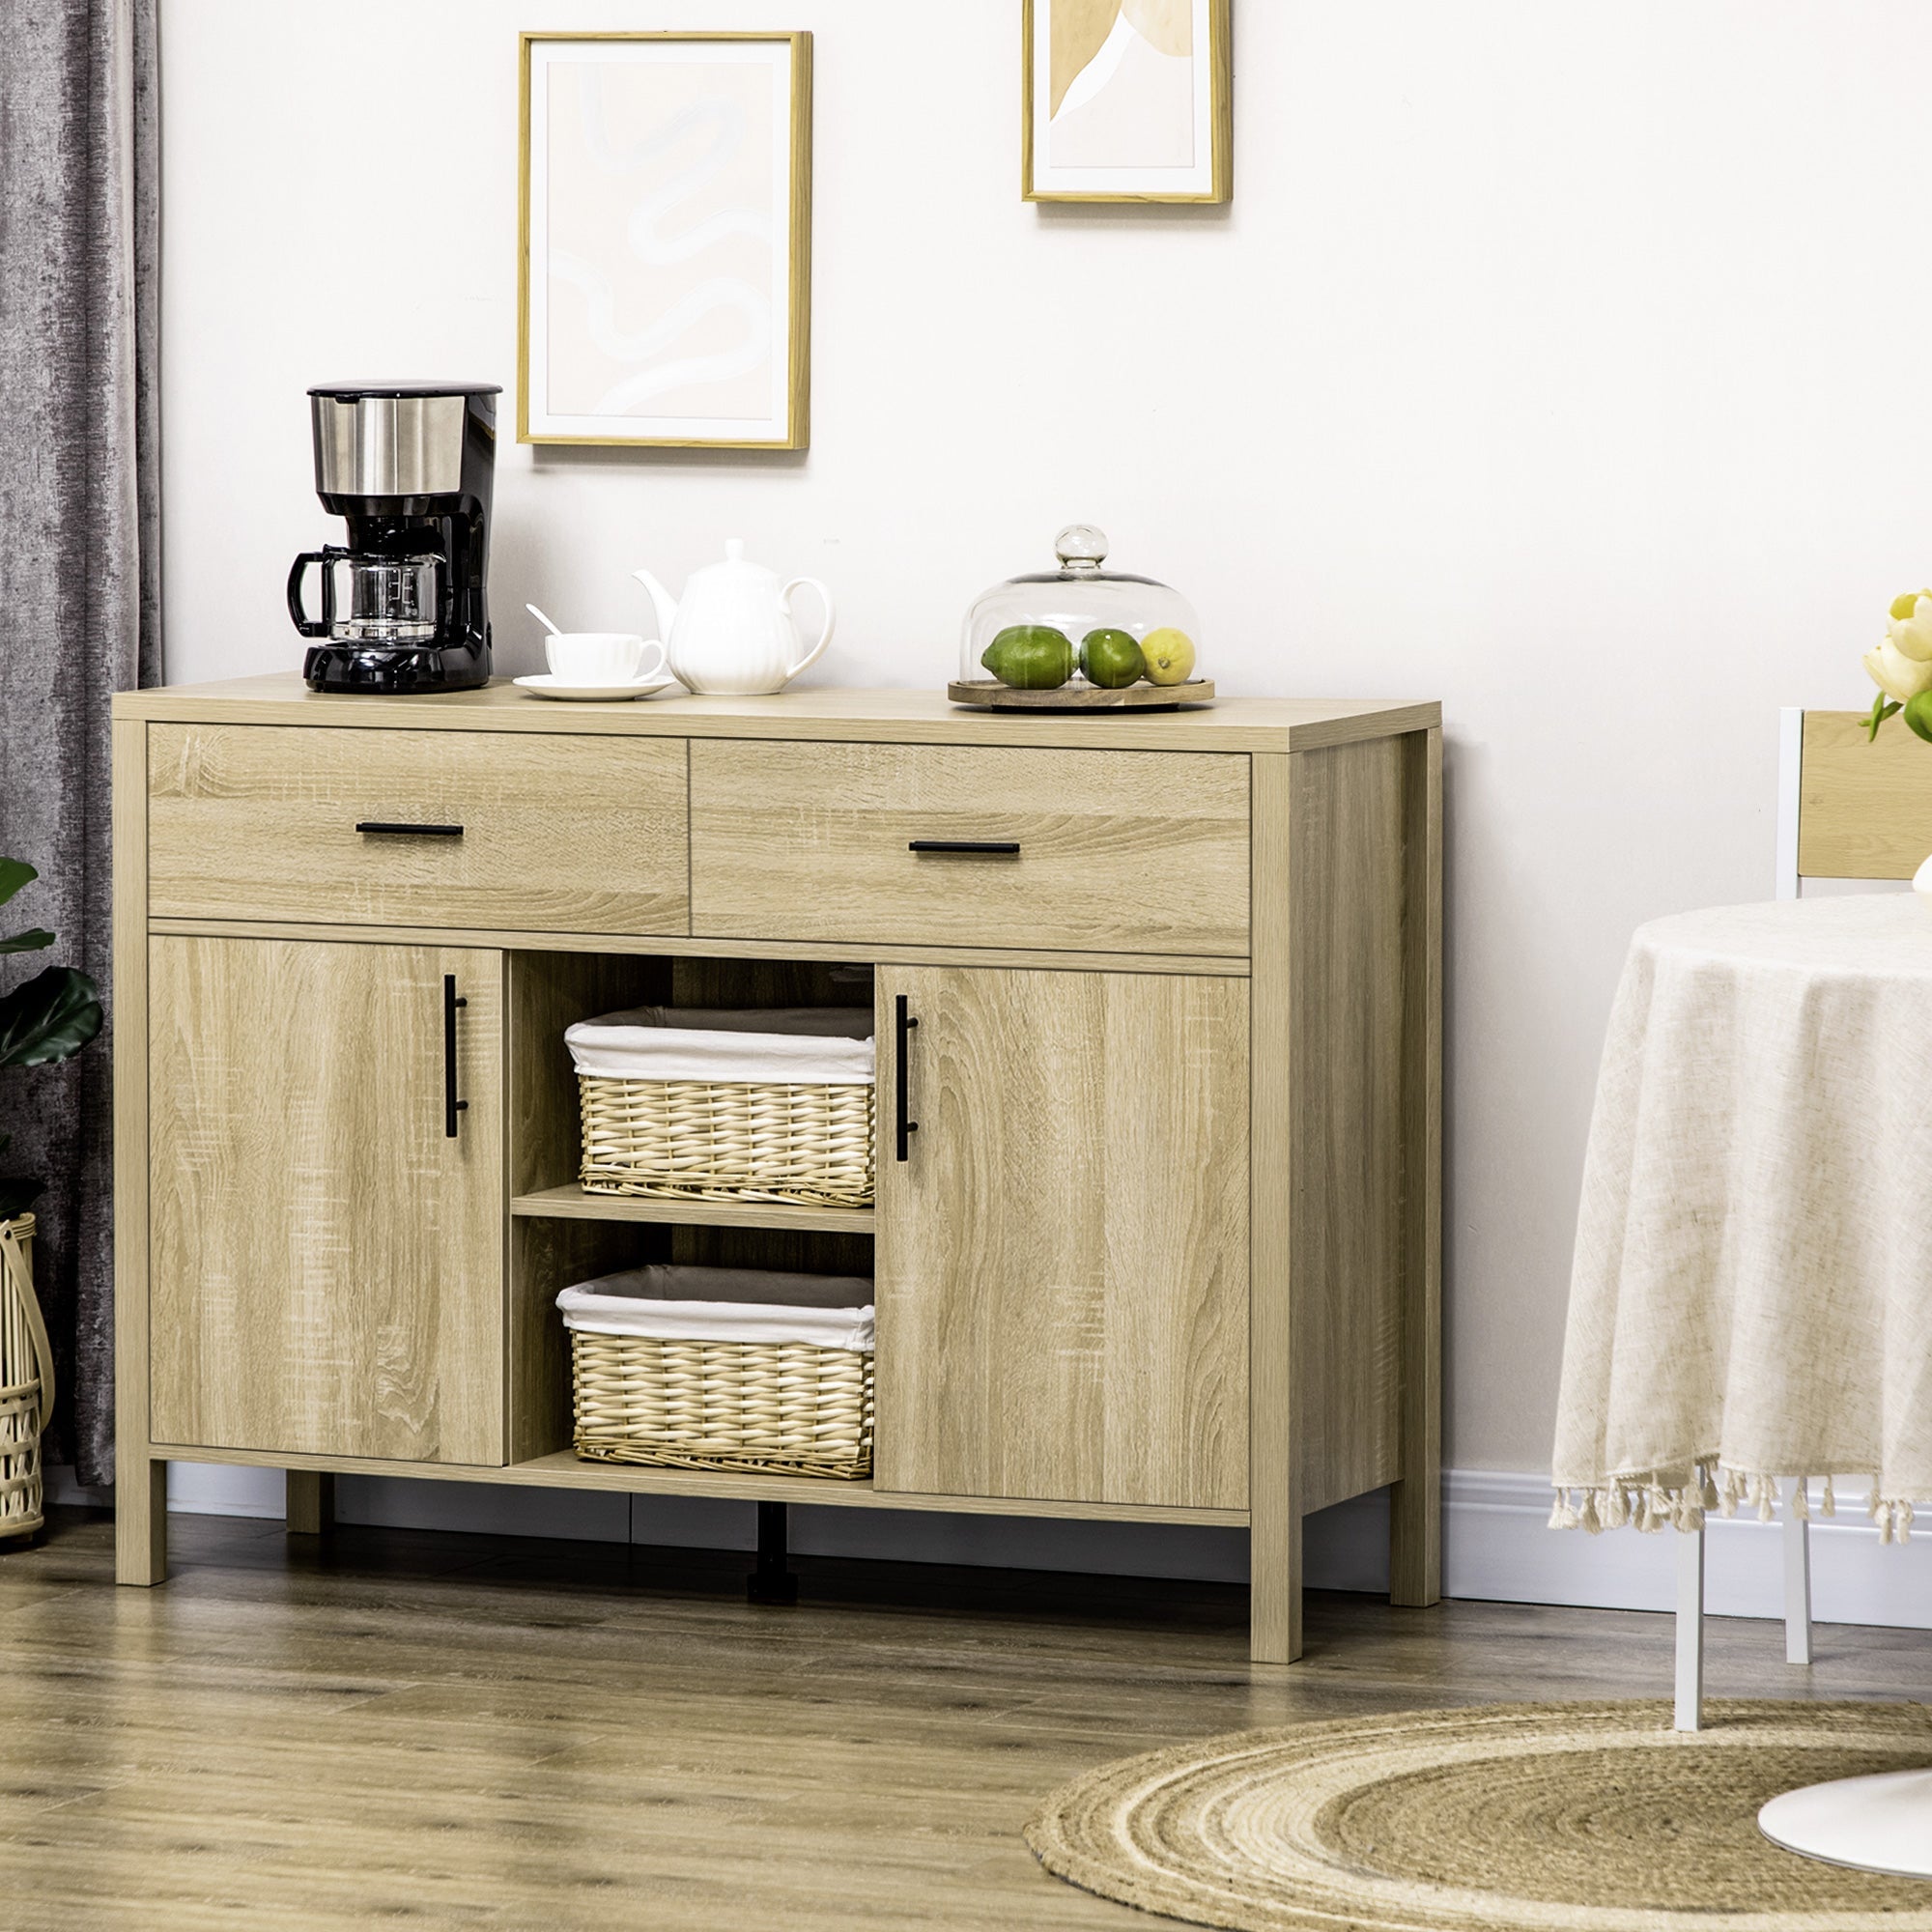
{"left": 981, "top": 624, "right": 1074, "bottom": 690}
{"left": 1080, "top": 628, "right": 1145, "bottom": 689}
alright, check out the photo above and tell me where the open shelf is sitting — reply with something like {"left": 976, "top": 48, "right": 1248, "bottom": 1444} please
{"left": 510, "top": 1183, "right": 874, "bottom": 1236}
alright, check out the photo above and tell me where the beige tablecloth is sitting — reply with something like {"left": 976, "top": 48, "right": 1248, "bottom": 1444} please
{"left": 1551, "top": 895, "right": 1932, "bottom": 1543}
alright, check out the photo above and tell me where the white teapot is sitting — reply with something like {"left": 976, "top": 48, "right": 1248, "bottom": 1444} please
{"left": 632, "top": 539, "right": 835, "bottom": 696}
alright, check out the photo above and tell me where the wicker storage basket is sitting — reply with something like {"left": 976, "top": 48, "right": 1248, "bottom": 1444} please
{"left": 569, "top": 1009, "right": 875, "bottom": 1208}
{"left": 561, "top": 1265, "right": 874, "bottom": 1480}
{"left": 0, "top": 1214, "right": 52, "bottom": 1544}
{"left": 578, "top": 1078, "right": 874, "bottom": 1208}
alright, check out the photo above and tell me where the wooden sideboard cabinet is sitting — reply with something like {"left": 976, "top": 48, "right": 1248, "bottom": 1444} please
{"left": 112, "top": 677, "right": 1441, "bottom": 1663}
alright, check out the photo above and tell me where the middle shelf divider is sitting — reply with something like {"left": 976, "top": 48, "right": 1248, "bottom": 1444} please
{"left": 510, "top": 1182, "right": 875, "bottom": 1238}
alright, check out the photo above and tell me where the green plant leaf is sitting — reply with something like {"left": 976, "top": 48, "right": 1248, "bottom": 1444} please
{"left": 1866, "top": 693, "right": 1903, "bottom": 741}
{"left": 0, "top": 859, "right": 36, "bottom": 909}
{"left": 0, "top": 965, "right": 103, "bottom": 1067}
{"left": 0, "top": 928, "right": 54, "bottom": 955}
{"left": 0, "top": 1178, "right": 43, "bottom": 1220}
{"left": 1905, "top": 691, "right": 1932, "bottom": 745}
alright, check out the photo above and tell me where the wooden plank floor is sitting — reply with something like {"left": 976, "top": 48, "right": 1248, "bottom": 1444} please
{"left": 1, "top": 1509, "right": 1928, "bottom": 1930}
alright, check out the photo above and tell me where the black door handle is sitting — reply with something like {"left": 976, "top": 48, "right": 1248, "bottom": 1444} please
{"left": 895, "top": 992, "right": 919, "bottom": 1163}
{"left": 908, "top": 839, "right": 1020, "bottom": 856}
{"left": 443, "top": 974, "right": 469, "bottom": 1138}
{"left": 358, "top": 821, "right": 464, "bottom": 838}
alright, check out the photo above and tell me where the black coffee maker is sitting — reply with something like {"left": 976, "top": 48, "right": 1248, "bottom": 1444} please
{"left": 289, "top": 381, "right": 500, "bottom": 693}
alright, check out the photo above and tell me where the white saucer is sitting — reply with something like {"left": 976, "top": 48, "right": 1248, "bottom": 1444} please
{"left": 513, "top": 674, "right": 677, "bottom": 702}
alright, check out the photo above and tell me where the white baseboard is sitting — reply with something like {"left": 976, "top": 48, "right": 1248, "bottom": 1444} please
{"left": 1440, "top": 1469, "right": 1932, "bottom": 1631}
{"left": 44, "top": 1463, "right": 1932, "bottom": 1630}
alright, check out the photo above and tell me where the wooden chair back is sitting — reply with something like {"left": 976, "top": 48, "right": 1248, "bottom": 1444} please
{"left": 1777, "top": 707, "right": 1932, "bottom": 896}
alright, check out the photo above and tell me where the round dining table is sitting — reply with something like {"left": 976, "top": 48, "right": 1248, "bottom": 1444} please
{"left": 1550, "top": 894, "right": 1932, "bottom": 1878}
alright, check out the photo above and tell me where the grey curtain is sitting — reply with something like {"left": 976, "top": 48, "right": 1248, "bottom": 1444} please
{"left": 0, "top": 0, "right": 162, "bottom": 1487}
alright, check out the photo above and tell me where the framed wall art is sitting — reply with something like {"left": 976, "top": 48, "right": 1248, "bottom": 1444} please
{"left": 518, "top": 32, "right": 811, "bottom": 449}
{"left": 1022, "top": 0, "right": 1231, "bottom": 204}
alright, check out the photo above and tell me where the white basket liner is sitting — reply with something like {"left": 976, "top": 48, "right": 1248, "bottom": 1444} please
{"left": 557, "top": 1264, "right": 875, "bottom": 1351}
{"left": 565, "top": 1007, "right": 875, "bottom": 1086}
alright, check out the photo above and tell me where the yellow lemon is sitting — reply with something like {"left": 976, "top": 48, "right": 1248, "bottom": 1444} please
{"left": 1141, "top": 627, "right": 1197, "bottom": 685}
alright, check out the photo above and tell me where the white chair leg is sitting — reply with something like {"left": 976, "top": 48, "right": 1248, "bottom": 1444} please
{"left": 1784, "top": 1482, "right": 1813, "bottom": 1665}
{"left": 1675, "top": 1525, "right": 1705, "bottom": 1732}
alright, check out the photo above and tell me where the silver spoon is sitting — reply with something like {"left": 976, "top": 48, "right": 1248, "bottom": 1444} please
{"left": 526, "top": 603, "right": 564, "bottom": 636}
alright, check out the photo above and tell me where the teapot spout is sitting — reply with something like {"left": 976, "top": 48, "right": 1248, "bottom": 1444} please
{"left": 631, "top": 568, "right": 678, "bottom": 645}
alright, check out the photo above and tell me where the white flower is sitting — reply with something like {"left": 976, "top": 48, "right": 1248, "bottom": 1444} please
{"left": 1863, "top": 640, "right": 1932, "bottom": 703}
{"left": 1866, "top": 594, "right": 1932, "bottom": 703}
{"left": 1889, "top": 596, "right": 1932, "bottom": 661}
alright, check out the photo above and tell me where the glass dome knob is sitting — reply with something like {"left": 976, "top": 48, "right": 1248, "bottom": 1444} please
{"left": 1055, "top": 525, "right": 1109, "bottom": 573}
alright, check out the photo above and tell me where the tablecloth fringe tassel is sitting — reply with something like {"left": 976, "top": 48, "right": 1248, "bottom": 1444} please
{"left": 1547, "top": 1465, "right": 1919, "bottom": 1539}
{"left": 1870, "top": 1493, "right": 1916, "bottom": 1545}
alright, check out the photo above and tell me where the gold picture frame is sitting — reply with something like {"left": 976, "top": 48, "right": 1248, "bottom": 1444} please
{"left": 1022, "top": 0, "right": 1231, "bottom": 204}
{"left": 518, "top": 31, "right": 812, "bottom": 449}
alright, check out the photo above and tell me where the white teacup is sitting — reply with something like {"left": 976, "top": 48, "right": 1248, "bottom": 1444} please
{"left": 544, "top": 632, "right": 667, "bottom": 685}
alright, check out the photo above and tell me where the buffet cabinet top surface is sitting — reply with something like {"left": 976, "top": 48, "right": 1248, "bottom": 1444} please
{"left": 113, "top": 674, "right": 1439, "bottom": 754}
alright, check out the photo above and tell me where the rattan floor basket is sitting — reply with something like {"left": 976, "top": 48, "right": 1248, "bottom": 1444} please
{"left": 0, "top": 1214, "right": 53, "bottom": 1544}
{"left": 570, "top": 1331, "right": 874, "bottom": 1480}
{"left": 578, "top": 1076, "right": 876, "bottom": 1208}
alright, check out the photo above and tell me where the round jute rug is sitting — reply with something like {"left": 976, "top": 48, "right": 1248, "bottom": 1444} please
{"left": 1024, "top": 1699, "right": 1932, "bottom": 1931}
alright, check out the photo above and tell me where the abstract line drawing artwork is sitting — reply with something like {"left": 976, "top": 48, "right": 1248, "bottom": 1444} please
{"left": 1023, "top": 0, "right": 1230, "bottom": 203}
{"left": 520, "top": 34, "right": 811, "bottom": 448}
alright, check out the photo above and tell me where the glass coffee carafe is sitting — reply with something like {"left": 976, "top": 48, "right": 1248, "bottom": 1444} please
{"left": 287, "top": 546, "right": 443, "bottom": 643}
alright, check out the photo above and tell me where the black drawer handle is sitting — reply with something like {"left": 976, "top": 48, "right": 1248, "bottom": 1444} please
{"left": 895, "top": 993, "right": 919, "bottom": 1163}
{"left": 907, "top": 839, "right": 1019, "bottom": 856}
{"left": 358, "top": 821, "right": 464, "bottom": 838}
{"left": 443, "top": 974, "right": 469, "bottom": 1139}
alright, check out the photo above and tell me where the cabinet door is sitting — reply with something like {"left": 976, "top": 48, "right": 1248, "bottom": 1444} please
{"left": 874, "top": 967, "right": 1248, "bottom": 1510}
{"left": 149, "top": 937, "right": 504, "bottom": 1463}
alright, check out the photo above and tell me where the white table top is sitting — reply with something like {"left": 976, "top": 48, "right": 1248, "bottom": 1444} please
{"left": 1638, "top": 894, "right": 1931, "bottom": 976}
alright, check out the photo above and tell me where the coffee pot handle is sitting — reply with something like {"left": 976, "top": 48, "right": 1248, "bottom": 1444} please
{"left": 287, "top": 551, "right": 338, "bottom": 639}
{"left": 780, "top": 577, "right": 836, "bottom": 681}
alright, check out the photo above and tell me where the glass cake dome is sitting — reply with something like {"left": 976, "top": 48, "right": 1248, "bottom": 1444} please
{"left": 959, "top": 526, "right": 1202, "bottom": 695}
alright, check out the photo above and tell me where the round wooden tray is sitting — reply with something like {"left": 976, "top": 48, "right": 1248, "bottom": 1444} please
{"left": 947, "top": 679, "right": 1215, "bottom": 712}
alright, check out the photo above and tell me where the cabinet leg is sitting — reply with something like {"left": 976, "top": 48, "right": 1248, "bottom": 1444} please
{"left": 286, "top": 1471, "right": 335, "bottom": 1537}
{"left": 1250, "top": 1505, "right": 1304, "bottom": 1662}
{"left": 115, "top": 1457, "right": 167, "bottom": 1586}
{"left": 1390, "top": 1470, "right": 1442, "bottom": 1607}
{"left": 747, "top": 1501, "right": 797, "bottom": 1606}
{"left": 1393, "top": 723, "right": 1443, "bottom": 1613}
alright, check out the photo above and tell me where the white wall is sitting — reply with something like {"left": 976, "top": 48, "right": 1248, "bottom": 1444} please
{"left": 158, "top": 1, "right": 1930, "bottom": 1495}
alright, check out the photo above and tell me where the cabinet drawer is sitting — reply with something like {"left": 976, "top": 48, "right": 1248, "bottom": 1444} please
{"left": 691, "top": 741, "right": 1249, "bottom": 955}
{"left": 147, "top": 724, "right": 690, "bottom": 934}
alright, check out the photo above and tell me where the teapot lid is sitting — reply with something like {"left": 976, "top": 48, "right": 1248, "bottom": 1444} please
{"left": 684, "top": 535, "right": 779, "bottom": 588}
{"left": 691, "top": 536, "right": 767, "bottom": 578}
